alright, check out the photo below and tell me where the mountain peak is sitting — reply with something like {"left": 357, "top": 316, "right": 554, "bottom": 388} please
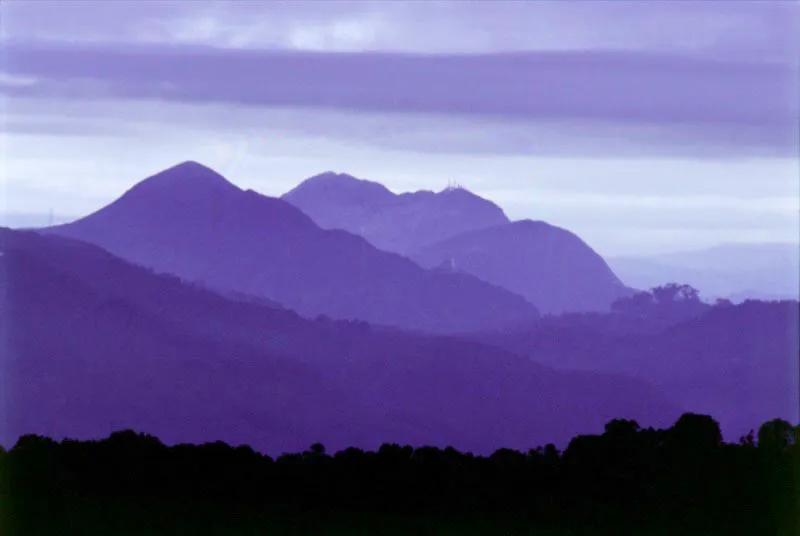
{"left": 133, "top": 160, "right": 239, "bottom": 198}
{"left": 172, "top": 160, "right": 216, "bottom": 172}
{"left": 43, "top": 161, "right": 249, "bottom": 235}
{"left": 308, "top": 171, "right": 358, "bottom": 181}
{"left": 295, "top": 171, "right": 386, "bottom": 189}
{"left": 283, "top": 171, "right": 395, "bottom": 205}
{"left": 512, "top": 219, "right": 554, "bottom": 230}
{"left": 435, "top": 184, "right": 488, "bottom": 203}
{"left": 439, "top": 182, "right": 471, "bottom": 194}
{"left": 283, "top": 172, "right": 510, "bottom": 255}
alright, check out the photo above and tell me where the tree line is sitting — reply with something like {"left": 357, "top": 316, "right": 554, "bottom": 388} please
{"left": 1, "top": 413, "right": 798, "bottom": 535}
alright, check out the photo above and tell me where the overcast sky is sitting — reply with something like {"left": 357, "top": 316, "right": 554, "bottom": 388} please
{"left": 2, "top": 0, "right": 798, "bottom": 255}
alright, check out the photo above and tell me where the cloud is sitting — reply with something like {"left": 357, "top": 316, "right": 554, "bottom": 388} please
{"left": 4, "top": 90, "right": 797, "bottom": 163}
{"left": 3, "top": 1, "right": 797, "bottom": 61}
{"left": 0, "top": 72, "right": 36, "bottom": 88}
{"left": 3, "top": 42, "right": 797, "bottom": 158}
{"left": 2, "top": 1, "right": 797, "bottom": 255}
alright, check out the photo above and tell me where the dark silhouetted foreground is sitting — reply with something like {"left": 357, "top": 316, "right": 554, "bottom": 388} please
{"left": 1, "top": 414, "right": 798, "bottom": 535}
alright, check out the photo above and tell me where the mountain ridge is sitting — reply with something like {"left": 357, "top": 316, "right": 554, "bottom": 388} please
{"left": 414, "top": 219, "right": 633, "bottom": 314}
{"left": 283, "top": 171, "right": 510, "bottom": 255}
{"left": 42, "top": 162, "right": 540, "bottom": 334}
{"left": 1, "top": 227, "right": 682, "bottom": 453}
{"left": 284, "top": 171, "right": 633, "bottom": 313}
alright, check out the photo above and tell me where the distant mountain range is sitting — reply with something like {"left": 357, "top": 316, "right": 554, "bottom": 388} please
{"left": 4, "top": 160, "right": 797, "bottom": 451}
{"left": 43, "top": 162, "right": 539, "bottom": 334}
{"left": 283, "top": 172, "right": 510, "bottom": 256}
{"left": 30, "top": 163, "right": 794, "bottom": 317}
{"left": 0, "top": 227, "right": 683, "bottom": 453}
{"left": 609, "top": 243, "right": 800, "bottom": 302}
{"left": 284, "top": 171, "right": 632, "bottom": 314}
{"left": 413, "top": 220, "right": 632, "bottom": 315}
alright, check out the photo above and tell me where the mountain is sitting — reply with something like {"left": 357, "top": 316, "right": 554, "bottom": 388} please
{"left": 609, "top": 243, "right": 800, "bottom": 301}
{"left": 284, "top": 173, "right": 633, "bottom": 313}
{"left": 0, "top": 228, "right": 683, "bottom": 453}
{"left": 42, "top": 161, "right": 539, "bottom": 334}
{"left": 473, "top": 300, "right": 800, "bottom": 439}
{"left": 413, "top": 220, "right": 633, "bottom": 315}
{"left": 282, "top": 172, "right": 510, "bottom": 255}
{"left": 724, "top": 289, "right": 798, "bottom": 303}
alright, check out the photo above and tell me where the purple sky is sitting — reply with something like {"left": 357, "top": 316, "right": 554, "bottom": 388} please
{"left": 2, "top": 0, "right": 798, "bottom": 255}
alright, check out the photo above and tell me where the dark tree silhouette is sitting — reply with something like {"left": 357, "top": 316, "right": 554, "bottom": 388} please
{"left": 604, "top": 418, "right": 641, "bottom": 438}
{"left": 669, "top": 412, "right": 723, "bottom": 450}
{"left": 652, "top": 283, "right": 700, "bottom": 304}
{"left": 758, "top": 419, "right": 795, "bottom": 451}
{"left": 611, "top": 290, "right": 654, "bottom": 314}
{"left": 1, "top": 414, "right": 798, "bottom": 536}
{"left": 309, "top": 442, "right": 327, "bottom": 456}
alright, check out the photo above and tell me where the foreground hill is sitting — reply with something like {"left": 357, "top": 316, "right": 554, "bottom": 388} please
{"left": 414, "top": 220, "right": 633, "bottom": 314}
{"left": 42, "top": 161, "right": 538, "bottom": 334}
{"left": 0, "top": 227, "right": 682, "bottom": 454}
{"left": 473, "top": 299, "right": 800, "bottom": 438}
{"left": 282, "top": 172, "right": 510, "bottom": 255}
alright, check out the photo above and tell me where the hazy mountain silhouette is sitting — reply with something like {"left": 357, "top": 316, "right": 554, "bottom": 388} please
{"left": 0, "top": 227, "right": 683, "bottom": 453}
{"left": 609, "top": 243, "right": 800, "bottom": 301}
{"left": 723, "top": 289, "right": 798, "bottom": 303}
{"left": 282, "top": 172, "right": 510, "bottom": 255}
{"left": 413, "top": 220, "right": 633, "bottom": 314}
{"left": 42, "top": 161, "right": 539, "bottom": 334}
{"left": 474, "top": 299, "right": 800, "bottom": 438}
{"left": 653, "top": 243, "right": 800, "bottom": 272}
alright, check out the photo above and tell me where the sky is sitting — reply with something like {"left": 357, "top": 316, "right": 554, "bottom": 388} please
{"left": 1, "top": 0, "right": 798, "bottom": 256}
